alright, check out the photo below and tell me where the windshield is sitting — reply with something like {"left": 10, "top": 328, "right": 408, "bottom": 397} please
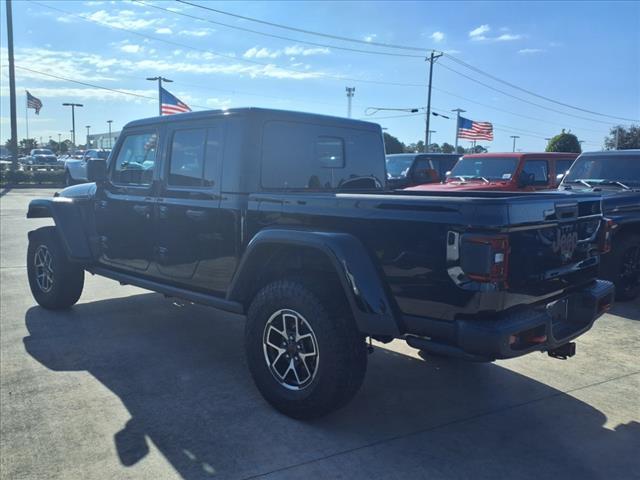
{"left": 564, "top": 154, "right": 640, "bottom": 187}
{"left": 449, "top": 157, "right": 519, "bottom": 181}
{"left": 386, "top": 155, "right": 415, "bottom": 178}
{"left": 32, "top": 149, "right": 53, "bottom": 155}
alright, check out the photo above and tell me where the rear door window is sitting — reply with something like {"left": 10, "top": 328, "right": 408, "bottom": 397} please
{"left": 522, "top": 159, "right": 549, "bottom": 185}
{"left": 168, "top": 129, "right": 207, "bottom": 187}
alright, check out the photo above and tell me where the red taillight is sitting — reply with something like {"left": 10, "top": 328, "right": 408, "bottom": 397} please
{"left": 598, "top": 218, "right": 616, "bottom": 254}
{"left": 461, "top": 234, "right": 510, "bottom": 285}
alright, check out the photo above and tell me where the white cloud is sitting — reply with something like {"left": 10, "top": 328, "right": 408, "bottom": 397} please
{"left": 244, "top": 45, "right": 330, "bottom": 59}
{"left": 155, "top": 27, "right": 173, "bottom": 34}
{"left": 496, "top": 34, "right": 522, "bottom": 41}
{"left": 518, "top": 48, "right": 544, "bottom": 54}
{"left": 469, "top": 24, "right": 490, "bottom": 38}
{"left": 85, "top": 9, "right": 158, "bottom": 30}
{"left": 0, "top": 86, "right": 156, "bottom": 102}
{"left": 283, "top": 45, "right": 330, "bottom": 56}
{"left": 120, "top": 44, "right": 142, "bottom": 53}
{"left": 179, "top": 29, "right": 213, "bottom": 37}
{"left": 430, "top": 31, "right": 445, "bottom": 43}
{"left": 243, "top": 47, "right": 280, "bottom": 59}
{"left": 364, "top": 34, "right": 377, "bottom": 42}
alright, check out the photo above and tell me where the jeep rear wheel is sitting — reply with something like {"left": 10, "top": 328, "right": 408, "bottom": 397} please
{"left": 603, "top": 234, "right": 640, "bottom": 301}
{"left": 245, "top": 278, "right": 367, "bottom": 419}
{"left": 27, "top": 226, "right": 84, "bottom": 309}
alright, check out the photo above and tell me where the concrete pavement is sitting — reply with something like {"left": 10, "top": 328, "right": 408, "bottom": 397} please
{"left": 1, "top": 188, "right": 639, "bottom": 480}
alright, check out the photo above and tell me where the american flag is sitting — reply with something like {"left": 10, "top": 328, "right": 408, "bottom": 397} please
{"left": 26, "top": 91, "right": 43, "bottom": 114}
{"left": 160, "top": 86, "right": 191, "bottom": 115}
{"left": 457, "top": 116, "right": 493, "bottom": 141}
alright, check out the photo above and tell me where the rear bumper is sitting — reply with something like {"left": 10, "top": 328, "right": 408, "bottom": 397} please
{"left": 406, "top": 279, "right": 614, "bottom": 361}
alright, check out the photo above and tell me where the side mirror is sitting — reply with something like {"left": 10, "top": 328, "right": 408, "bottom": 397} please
{"left": 518, "top": 172, "right": 535, "bottom": 188}
{"left": 87, "top": 158, "right": 107, "bottom": 183}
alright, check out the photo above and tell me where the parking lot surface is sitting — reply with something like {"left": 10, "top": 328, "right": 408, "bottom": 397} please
{"left": 1, "top": 187, "right": 639, "bottom": 480}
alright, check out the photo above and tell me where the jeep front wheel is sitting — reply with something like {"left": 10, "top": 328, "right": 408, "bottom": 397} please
{"left": 27, "top": 226, "right": 85, "bottom": 309}
{"left": 245, "top": 278, "right": 367, "bottom": 419}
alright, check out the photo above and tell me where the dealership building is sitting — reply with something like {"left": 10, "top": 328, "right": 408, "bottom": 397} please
{"left": 86, "top": 131, "right": 120, "bottom": 149}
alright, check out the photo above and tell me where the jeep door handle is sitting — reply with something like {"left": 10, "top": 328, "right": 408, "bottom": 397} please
{"left": 185, "top": 209, "right": 206, "bottom": 220}
{"left": 133, "top": 205, "right": 151, "bottom": 219}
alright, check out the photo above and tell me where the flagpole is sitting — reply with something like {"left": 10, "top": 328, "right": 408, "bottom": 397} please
{"left": 452, "top": 108, "right": 465, "bottom": 152}
{"left": 25, "top": 91, "right": 29, "bottom": 141}
{"left": 146, "top": 76, "right": 173, "bottom": 116}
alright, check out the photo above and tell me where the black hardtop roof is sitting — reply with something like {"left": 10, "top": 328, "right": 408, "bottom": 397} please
{"left": 123, "top": 107, "right": 381, "bottom": 131}
{"left": 578, "top": 149, "right": 640, "bottom": 158}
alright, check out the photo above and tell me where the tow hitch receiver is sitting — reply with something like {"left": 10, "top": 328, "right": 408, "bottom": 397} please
{"left": 548, "top": 342, "right": 576, "bottom": 360}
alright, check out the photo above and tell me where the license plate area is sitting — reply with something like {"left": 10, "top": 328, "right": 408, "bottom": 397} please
{"left": 547, "top": 297, "right": 578, "bottom": 340}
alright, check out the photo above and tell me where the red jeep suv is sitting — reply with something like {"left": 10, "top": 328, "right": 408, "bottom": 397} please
{"left": 407, "top": 152, "right": 578, "bottom": 192}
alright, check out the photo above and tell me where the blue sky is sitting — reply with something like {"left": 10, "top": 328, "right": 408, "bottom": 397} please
{"left": 1, "top": 0, "right": 639, "bottom": 152}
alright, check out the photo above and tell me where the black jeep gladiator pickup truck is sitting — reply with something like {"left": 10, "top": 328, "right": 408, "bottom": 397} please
{"left": 26, "top": 108, "right": 614, "bottom": 419}
{"left": 559, "top": 149, "right": 640, "bottom": 300}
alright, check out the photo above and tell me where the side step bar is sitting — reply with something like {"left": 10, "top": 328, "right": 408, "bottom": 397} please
{"left": 405, "top": 335, "right": 492, "bottom": 362}
{"left": 87, "top": 266, "right": 244, "bottom": 315}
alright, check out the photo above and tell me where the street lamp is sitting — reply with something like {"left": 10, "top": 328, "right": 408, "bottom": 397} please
{"left": 107, "top": 120, "right": 113, "bottom": 148}
{"left": 510, "top": 135, "right": 520, "bottom": 152}
{"left": 85, "top": 125, "right": 91, "bottom": 147}
{"left": 57, "top": 133, "right": 62, "bottom": 154}
{"left": 62, "top": 103, "right": 83, "bottom": 145}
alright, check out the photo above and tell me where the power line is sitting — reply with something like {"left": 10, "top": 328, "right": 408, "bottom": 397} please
{"left": 134, "top": 0, "right": 425, "bottom": 59}
{"left": 30, "top": 1, "right": 425, "bottom": 89}
{"left": 436, "top": 61, "right": 613, "bottom": 125}
{"left": 430, "top": 85, "right": 603, "bottom": 133}
{"left": 443, "top": 54, "right": 639, "bottom": 122}
{"left": 176, "top": 0, "right": 429, "bottom": 53}
{"left": 9, "top": 65, "right": 212, "bottom": 110}
{"left": 179, "top": 0, "right": 635, "bottom": 123}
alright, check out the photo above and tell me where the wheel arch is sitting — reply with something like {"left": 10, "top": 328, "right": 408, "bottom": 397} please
{"left": 27, "top": 199, "right": 93, "bottom": 262}
{"left": 227, "top": 229, "right": 402, "bottom": 338}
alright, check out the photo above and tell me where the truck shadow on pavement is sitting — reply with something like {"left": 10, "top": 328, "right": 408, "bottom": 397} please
{"left": 24, "top": 293, "right": 639, "bottom": 480}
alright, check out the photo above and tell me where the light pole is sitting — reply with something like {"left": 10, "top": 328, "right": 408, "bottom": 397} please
{"left": 85, "top": 125, "right": 91, "bottom": 148}
{"left": 62, "top": 103, "right": 83, "bottom": 146}
{"left": 428, "top": 130, "right": 436, "bottom": 147}
{"left": 57, "top": 133, "right": 62, "bottom": 154}
{"left": 424, "top": 51, "right": 443, "bottom": 153}
{"left": 107, "top": 120, "right": 113, "bottom": 148}
{"left": 451, "top": 108, "right": 466, "bottom": 152}
{"left": 146, "top": 76, "right": 172, "bottom": 116}
{"left": 510, "top": 135, "right": 520, "bottom": 152}
{"left": 345, "top": 87, "right": 355, "bottom": 118}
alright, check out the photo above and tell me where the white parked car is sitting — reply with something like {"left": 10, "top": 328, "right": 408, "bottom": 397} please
{"left": 64, "top": 149, "right": 111, "bottom": 186}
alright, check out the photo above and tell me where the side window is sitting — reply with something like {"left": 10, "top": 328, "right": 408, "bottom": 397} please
{"left": 556, "top": 159, "right": 574, "bottom": 181}
{"left": 112, "top": 132, "right": 157, "bottom": 185}
{"left": 316, "top": 137, "right": 344, "bottom": 168}
{"left": 413, "top": 158, "right": 438, "bottom": 183}
{"left": 168, "top": 129, "right": 206, "bottom": 187}
{"left": 522, "top": 159, "right": 549, "bottom": 185}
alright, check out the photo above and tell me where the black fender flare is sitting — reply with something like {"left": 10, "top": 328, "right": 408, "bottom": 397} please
{"left": 227, "top": 229, "right": 402, "bottom": 338}
{"left": 27, "top": 198, "right": 93, "bottom": 262}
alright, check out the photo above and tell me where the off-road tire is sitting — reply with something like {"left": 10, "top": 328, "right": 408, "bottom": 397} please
{"left": 245, "top": 277, "right": 367, "bottom": 419}
{"left": 27, "top": 226, "right": 84, "bottom": 309}
{"left": 602, "top": 234, "right": 640, "bottom": 301}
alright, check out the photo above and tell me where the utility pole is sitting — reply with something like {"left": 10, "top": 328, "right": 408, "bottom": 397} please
{"left": 6, "top": 0, "right": 18, "bottom": 169}
{"left": 146, "top": 76, "right": 172, "bottom": 116}
{"left": 451, "top": 108, "right": 465, "bottom": 152}
{"left": 428, "top": 130, "right": 436, "bottom": 147}
{"left": 615, "top": 127, "right": 620, "bottom": 150}
{"left": 107, "top": 120, "right": 113, "bottom": 148}
{"left": 57, "top": 133, "right": 61, "bottom": 153}
{"left": 510, "top": 135, "right": 520, "bottom": 152}
{"left": 345, "top": 87, "right": 355, "bottom": 118}
{"left": 62, "top": 103, "right": 83, "bottom": 146}
{"left": 85, "top": 125, "right": 91, "bottom": 148}
{"left": 424, "top": 51, "right": 443, "bottom": 153}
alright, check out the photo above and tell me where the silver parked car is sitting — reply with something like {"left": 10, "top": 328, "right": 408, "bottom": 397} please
{"left": 64, "top": 149, "right": 111, "bottom": 185}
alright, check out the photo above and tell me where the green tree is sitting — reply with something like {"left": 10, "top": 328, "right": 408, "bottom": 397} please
{"left": 427, "top": 143, "right": 442, "bottom": 153}
{"left": 456, "top": 146, "right": 465, "bottom": 155}
{"left": 383, "top": 132, "right": 405, "bottom": 154}
{"left": 17, "top": 138, "right": 37, "bottom": 155}
{"left": 469, "top": 145, "right": 488, "bottom": 154}
{"left": 604, "top": 125, "right": 640, "bottom": 150}
{"left": 546, "top": 130, "right": 582, "bottom": 153}
{"left": 441, "top": 142, "right": 455, "bottom": 153}
{"left": 405, "top": 140, "right": 425, "bottom": 153}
